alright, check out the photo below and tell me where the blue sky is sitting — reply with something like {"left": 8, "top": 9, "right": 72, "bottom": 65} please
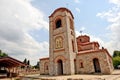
{"left": 31, "top": 0, "right": 113, "bottom": 41}
{"left": 0, "top": 0, "right": 120, "bottom": 65}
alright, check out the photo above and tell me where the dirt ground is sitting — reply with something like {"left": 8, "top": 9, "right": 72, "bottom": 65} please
{"left": 1, "top": 70, "right": 120, "bottom": 80}
{"left": 23, "top": 70, "right": 120, "bottom": 80}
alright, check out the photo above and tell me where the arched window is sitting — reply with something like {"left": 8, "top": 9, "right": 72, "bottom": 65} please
{"left": 46, "top": 65, "right": 48, "bottom": 70}
{"left": 44, "top": 62, "right": 49, "bottom": 71}
{"left": 79, "top": 59, "right": 84, "bottom": 68}
{"left": 56, "top": 19, "right": 61, "bottom": 28}
{"left": 80, "top": 62, "right": 84, "bottom": 68}
{"left": 55, "top": 36, "right": 63, "bottom": 49}
{"left": 72, "top": 40, "right": 75, "bottom": 52}
{"left": 70, "top": 18, "right": 74, "bottom": 30}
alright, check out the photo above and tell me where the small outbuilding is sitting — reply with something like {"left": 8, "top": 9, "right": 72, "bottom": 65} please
{"left": 0, "top": 56, "right": 26, "bottom": 78}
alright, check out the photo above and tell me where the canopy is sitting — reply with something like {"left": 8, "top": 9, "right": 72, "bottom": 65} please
{"left": 0, "top": 56, "right": 26, "bottom": 68}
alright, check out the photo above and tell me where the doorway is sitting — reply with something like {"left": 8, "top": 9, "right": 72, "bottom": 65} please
{"left": 57, "top": 60, "right": 63, "bottom": 75}
{"left": 93, "top": 58, "right": 101, "bottom": 73}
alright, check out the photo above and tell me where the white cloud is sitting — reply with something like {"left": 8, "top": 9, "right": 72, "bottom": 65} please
{"left": 109, "top": 0, "right": 120, "bottom": 6}
{"left": 0, "top": 0, "right": 49, "bottom": 65}
{"left": 75, "top": 8, "right": 80, "bottom": 13}
{"left": 96, "top": 0, "right": 120, "bottom": 55}
{"left": 74, "top": 0, "right": 80, "bottom": 3}
{"left": 80, "top": 26, "right": 86, "bottom": 31}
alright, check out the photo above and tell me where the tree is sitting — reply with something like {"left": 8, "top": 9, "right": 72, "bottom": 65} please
{"left": 22, "top": 58, "right": 31, "bottom": 68}
{"left": 112, "top": 50, "right": 120, "bottom": 68}
{"left": 113, "top": 56, "right": 120, "bottom": 68}
{"left": 27, "top": 60, "right": 30, "bottom": 65}
{"left": 23, "top": 58, "right": 27, "bottom": 64}
{"left": 113, "top": 50, "right": 120, "bottom": 57}
{"left": 0, "top": 50, "right": 8, "bottom": 57}
{"left": 33, "top": 61, "right": 39, "bottom": 69}
{"left": 0, "top": 50, "right": 1, "bottom": 54}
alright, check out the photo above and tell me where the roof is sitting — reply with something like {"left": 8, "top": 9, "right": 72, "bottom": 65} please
{"left": 40, "top": 57, "right": 49, "bottom": 60}
{"left": 77, "top": 41, "right": 100, "bottom": 47}
{"left": 49, "top": 7, "right": 74, "bottom": 19}
{"left": 77, "top": 49, "right": 112, "bottom": 58}
{"left": 0, "top": 56, "right": 26, "bottom": 68}
{"left": 77, "top": 35, "right": 90, "bottom": 39}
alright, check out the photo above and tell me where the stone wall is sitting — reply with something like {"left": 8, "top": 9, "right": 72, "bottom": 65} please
{"left": 40, "top": 58, "right": 49, "bottom": 75}
{"left": 49, "top": 7, "right": 77, "bottom": 75}
{"left": 76, "top": 49, "right": 113, "bottom": 74}
{"left": 39, "top": 7, "right": 113, "bottom": 76}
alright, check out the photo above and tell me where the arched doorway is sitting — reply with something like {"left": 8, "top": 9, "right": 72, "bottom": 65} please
{"left": 93, "top": 58, "right": 101, "bottom": 73}
{"left": 57, "top": 59, "right": 63, "bottom": 75}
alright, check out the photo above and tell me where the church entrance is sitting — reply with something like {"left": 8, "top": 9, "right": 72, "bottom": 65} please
{"left": 93, "top": 58, "right": 101, "bottom": 73}
{"left": 57, "top": 60, "right": 63, "bottom": 75}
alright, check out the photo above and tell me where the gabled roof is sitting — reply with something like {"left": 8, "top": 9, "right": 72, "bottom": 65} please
{"left": 0, "top": 56, "right": 26, "bottom": 68}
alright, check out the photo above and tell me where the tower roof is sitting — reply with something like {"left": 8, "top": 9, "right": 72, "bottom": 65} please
{"left": 49, "top": 7, "right": 74, "bottom": 19}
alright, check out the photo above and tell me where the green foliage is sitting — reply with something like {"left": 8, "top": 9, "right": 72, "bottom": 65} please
{"left": 112, "top": 50, "right": 120, "bottom": 68}
{"left": 33, "top": 61, "right": 39, "bottom": 69}
{"left": 21, "top": 58, "right": 30, "bottom": 68}
{"left": 113, "top": 56, "right": 120, "bottom": 68}
{"left": 27, "top": 60, "right": 30, "bottom": 65}
{"left": 23, "top": 58, "right": 27, "bottom": 64}
{"left": 113, "top": 50, "right": 120, "bottom": 57}
{"left": 23, "top": 58, "right": 30, "bottom": 65}
{"left": 0, "top": 50, "right": 8, "bottom": 57}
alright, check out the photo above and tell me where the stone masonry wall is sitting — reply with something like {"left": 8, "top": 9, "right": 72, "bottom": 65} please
{"left": 40, "top": 58, "right": 49, "bottom": 75}
{"left": 76, "top": 49, "right": 113, "bottom": 74}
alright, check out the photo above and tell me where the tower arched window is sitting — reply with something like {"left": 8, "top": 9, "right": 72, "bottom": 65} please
{"left": 55, "top": 36, "right": 63, "bottom": 49}
{"left": 56, "top": 19, "right": 61, "bottom": 28}
{"left": 70, "top": 18, "right": 74, "bottom": 30}
{"left": 72, "top": 40, "right": 75, "bottom": 52}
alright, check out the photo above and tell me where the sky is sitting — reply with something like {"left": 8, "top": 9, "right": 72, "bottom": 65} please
{"left": 0, "top": 0, "right": 120, "bottom": 65}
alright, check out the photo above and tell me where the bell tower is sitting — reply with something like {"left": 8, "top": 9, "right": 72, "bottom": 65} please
{"left": 49, "top": 7, "right": 78, "bottom": 75}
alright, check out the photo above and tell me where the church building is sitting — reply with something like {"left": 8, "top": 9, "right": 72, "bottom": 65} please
{"left": 39, "top": 7, "right": 114, "bottom": 75}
